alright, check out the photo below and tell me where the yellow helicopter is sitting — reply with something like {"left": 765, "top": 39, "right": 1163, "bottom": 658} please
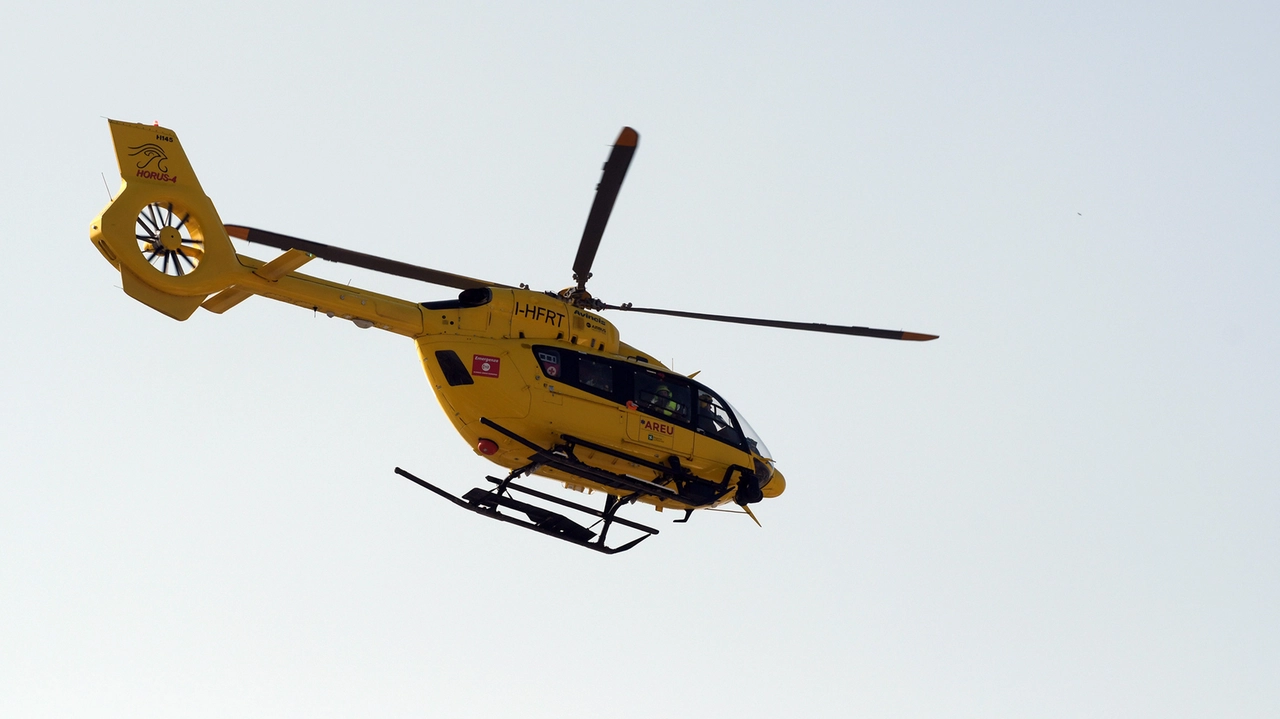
{"left": 90, "top": 119, "right": 937, "bottom": 553}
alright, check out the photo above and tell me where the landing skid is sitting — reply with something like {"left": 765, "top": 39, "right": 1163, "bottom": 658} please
{"left": 395, "top": 467, "right": 658, "bottom": 554}
{"left": 395, "top": 417, "right": 752, "bottom": 553}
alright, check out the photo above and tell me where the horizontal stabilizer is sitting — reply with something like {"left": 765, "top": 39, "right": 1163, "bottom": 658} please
{"left": 200, "top": 249, "right": 315, "bottom": 314}
{"left": 201, "top": 287, "right": 252, "bottom": 314}
{"left": 254, "top": 248, "right": 313, "bottom": 281}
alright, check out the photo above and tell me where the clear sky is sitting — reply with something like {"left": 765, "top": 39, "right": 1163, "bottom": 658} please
{"left": 2, "top": 2, "right": 1277, "bottom": 717}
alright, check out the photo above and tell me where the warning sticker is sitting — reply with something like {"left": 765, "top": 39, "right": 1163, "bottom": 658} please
{"left": 472, "top": 354, "right": 501, "bottom": 378}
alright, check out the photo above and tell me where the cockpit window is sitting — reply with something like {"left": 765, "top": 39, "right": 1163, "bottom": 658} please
{"left": 635, "top": 372, "right": 690, "bottom": 422}
{"left": 696, "top": 391, "right": 742, "bottom": 445}
{"left": 725, "top": 399, "right": 771, "bottom": 459}
{"left": 578, "top": 356, "right": 614, "bottom": 393}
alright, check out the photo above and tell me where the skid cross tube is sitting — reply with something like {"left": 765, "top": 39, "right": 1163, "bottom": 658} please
{"left": 395, "top": 467, "right": 656, "bottom": 555}
{"left": 479, "top": 417, "right": 722, "bottom": 507}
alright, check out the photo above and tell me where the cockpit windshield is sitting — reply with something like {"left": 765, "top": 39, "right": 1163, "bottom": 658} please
{"left": 725, "top": 399, "right": 771, "bottom": 460}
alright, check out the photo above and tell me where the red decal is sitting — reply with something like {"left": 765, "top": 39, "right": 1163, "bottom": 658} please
{"left": 472, "top": 354, "right": 501, "bottom": 378}
{"left": 135, "top": 168, "right": 178, "bottom": 183}
{"left": 640, "top": 419, "right": 675, "bottom": 435}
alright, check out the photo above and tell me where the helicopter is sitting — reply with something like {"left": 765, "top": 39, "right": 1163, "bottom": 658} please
{"left": 90, "top": 119, "right": 937, "bottom": 554}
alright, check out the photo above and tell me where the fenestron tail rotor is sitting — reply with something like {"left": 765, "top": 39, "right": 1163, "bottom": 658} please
{"left": 135, "top": 202, "right": 204, "bottom": 277}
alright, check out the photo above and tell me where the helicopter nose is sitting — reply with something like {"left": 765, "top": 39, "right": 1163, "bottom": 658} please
{"left": 761, "top": 465, "right": 785, "bottom": 498}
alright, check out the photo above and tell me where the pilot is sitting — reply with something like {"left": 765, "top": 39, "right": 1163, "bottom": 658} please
{"left": 696, "top": 396, "right": 717, "bottom": 431}
{"left": 697, "top": 393, "right": 738, "bottom": 441}
{"left": 651, "top": 384, "right": 678, "bottom": 418}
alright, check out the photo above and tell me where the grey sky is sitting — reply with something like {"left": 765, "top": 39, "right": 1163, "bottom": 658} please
{"left": 2, "top": 2, "right": 1277, "bottom": 717}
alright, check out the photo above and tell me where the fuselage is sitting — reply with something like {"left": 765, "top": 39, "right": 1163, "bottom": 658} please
{"left": 414, "top": 287, "right": 784, "bottom": 511}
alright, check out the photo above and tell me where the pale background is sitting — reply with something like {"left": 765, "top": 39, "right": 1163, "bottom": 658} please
{"left": 2, "top": 2, "right": 1277, "bottom": 717}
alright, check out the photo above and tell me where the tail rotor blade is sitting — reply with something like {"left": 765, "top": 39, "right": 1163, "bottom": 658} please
{"left": 572, "top": 127, "right": 639, "bottom": 292}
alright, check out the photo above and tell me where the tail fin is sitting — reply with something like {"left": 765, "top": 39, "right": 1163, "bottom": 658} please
{"left": 90, "top": 120, "right": 239, "bottom": 320}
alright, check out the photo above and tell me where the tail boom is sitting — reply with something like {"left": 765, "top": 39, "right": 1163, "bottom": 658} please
{"left": 90, "top": 119, "right": 426, "bottom": 336}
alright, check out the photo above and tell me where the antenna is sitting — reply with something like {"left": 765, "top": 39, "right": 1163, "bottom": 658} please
{"left": 101, "top": 173, "right": 113, "bottom": 201}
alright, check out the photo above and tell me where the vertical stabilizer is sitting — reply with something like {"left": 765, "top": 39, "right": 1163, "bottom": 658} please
{"left": 89, "top": 120, "right": 239, "bottom": 320}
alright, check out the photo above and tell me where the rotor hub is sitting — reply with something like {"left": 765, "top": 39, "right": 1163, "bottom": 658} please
{"left": 158, "top": 225, "right": 183, "bottom": 251}
{"left": 560, "top": 286, "right": 603, "bottom": 309}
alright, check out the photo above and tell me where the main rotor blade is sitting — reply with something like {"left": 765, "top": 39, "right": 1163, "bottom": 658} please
{"left": 572, "top": 127, "right": 639, "bottom": 292}
{"left": 599, "top": 303, "right": 939, "bottom": 341}
{"left": 225, "top": 225, "right": 508, "bottom": 291}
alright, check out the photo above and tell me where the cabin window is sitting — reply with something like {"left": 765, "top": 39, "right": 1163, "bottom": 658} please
{"left": 635, "top": 372, "right": 690, "bottom": 422}
{"left": 530, "top": 346, "right": 713, "bottom": 433}
{"left": 434, "top": 350, "right": 474, "bottom": 386}
{"left": 696, "top": 390, "right": 741, "bottom": 445}
{"left": 533, "top": 345, "right": 619, "bottom": 403}
{"left": 578, "top": 356, "right": 614, "bottom": 393}
{"left": 528, "top": 344, "right": 760, "bottom": 453}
